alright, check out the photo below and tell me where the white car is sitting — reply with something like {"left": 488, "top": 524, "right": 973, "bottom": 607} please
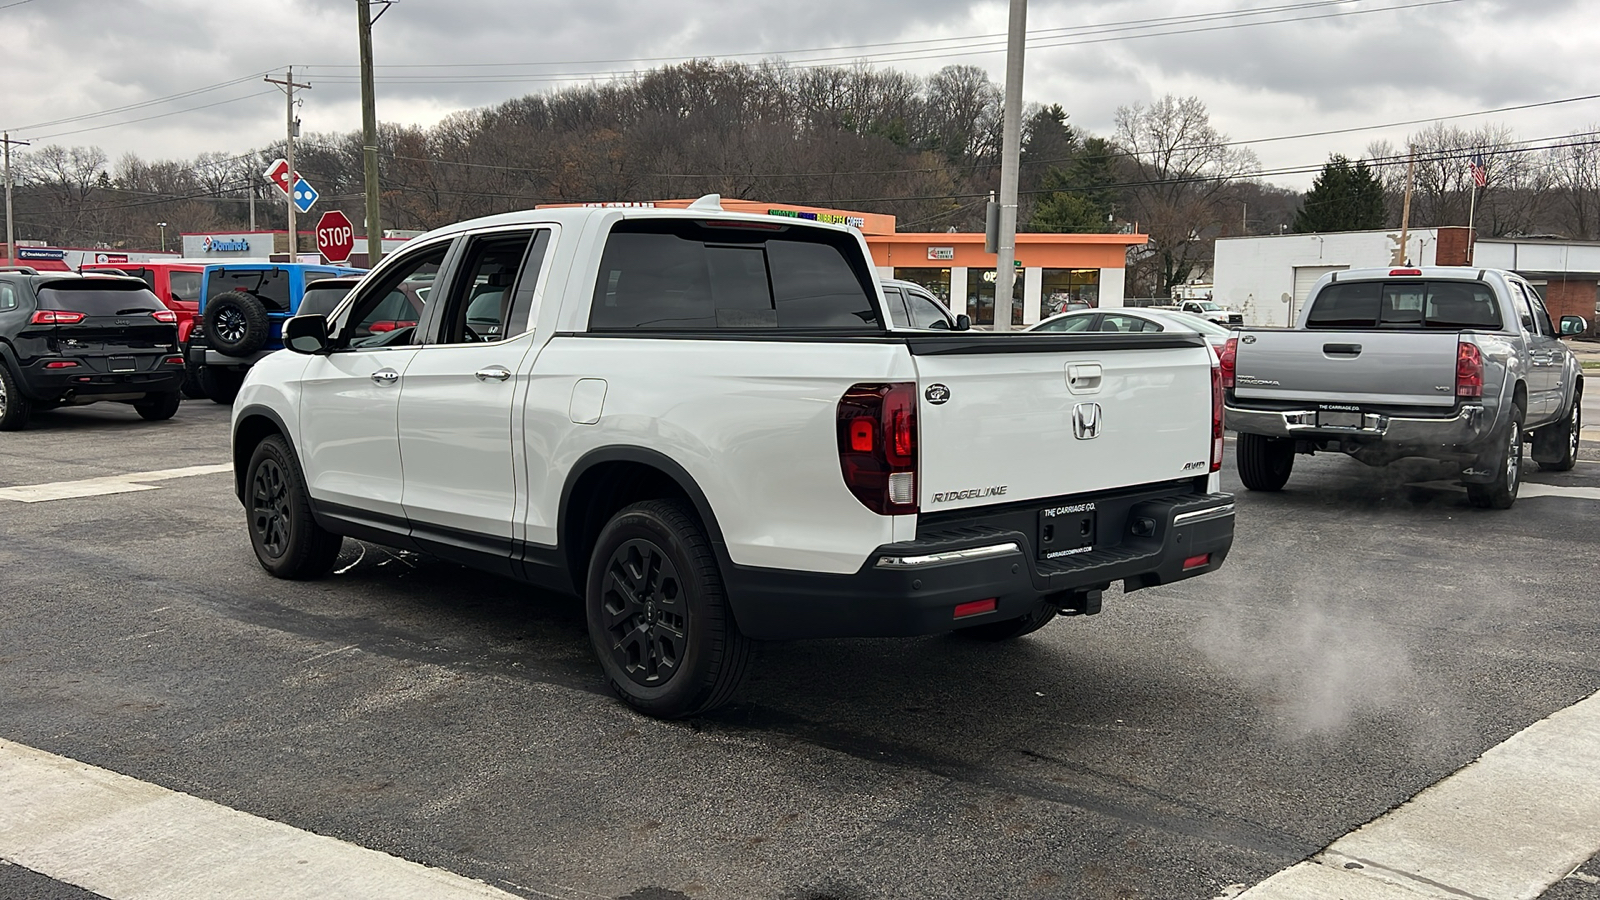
{"left": 230, "top": 197, "right": 1235, "bottom": 717}
{"left": 1030, "top": 307, "right": 1231, "bottom": 350}
{"left": 1162, "top": 300, "right": 1243, "bottom": 326}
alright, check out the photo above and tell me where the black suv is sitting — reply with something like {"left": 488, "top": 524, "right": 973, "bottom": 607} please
{"left": 0, "top": 271, "right": 186, "bottom": 430}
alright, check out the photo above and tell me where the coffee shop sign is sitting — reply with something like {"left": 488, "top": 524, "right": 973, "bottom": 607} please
{"left": 766, "top": 208, "right": 865, "bottom": 229}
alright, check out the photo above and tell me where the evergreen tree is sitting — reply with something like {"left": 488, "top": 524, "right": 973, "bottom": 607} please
{"left": 1294, "top": 155, "right": 1387, "bottom": 233}
{"left": 1031, "top": 136, "right": 1119, "bottom": 233}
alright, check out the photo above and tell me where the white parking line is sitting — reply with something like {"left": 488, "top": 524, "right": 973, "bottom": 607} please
{"left": 0, "top": 464, "right": 232, "bottom": 503}
{"left": 1236, "top": 689, "right": 1600, "bottom": 899}
{"left": 0, "top": 738, "right": 528, "bottom": 900}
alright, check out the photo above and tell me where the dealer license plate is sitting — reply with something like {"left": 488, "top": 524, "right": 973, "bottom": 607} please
{"left": 1316, "top": 410, "right": 1363, "bottom": 429}
{"left": 1038, "top": 502, "right": 1097, "bottom": 561}
{"left": 108, "top": 357, "right": 136, "bottom": 373}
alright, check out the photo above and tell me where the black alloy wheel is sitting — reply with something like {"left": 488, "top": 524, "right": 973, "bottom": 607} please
{"left": 0, "top": 363, "right": 31, "bottom": 431}
{"left": 585, "top": 499, "right": 752, "bottom": 718}
{"left": 245, "top": 436, "right": 343, "bottom": 578}
{"left": 1467, "top": 403, "right": 1524, "bottom": 510}
{"left": 599, "top": 538, "right": 689, "bottom": 687}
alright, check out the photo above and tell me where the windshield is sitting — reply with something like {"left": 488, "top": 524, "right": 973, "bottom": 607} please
{"left": 1155, "top": 310, "right": 1230, "bottom": 335}
{"left": 38, "top": 283, "right": 165, "bottom": 315}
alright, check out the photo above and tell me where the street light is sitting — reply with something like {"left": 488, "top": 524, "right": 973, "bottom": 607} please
{"left": 157, "top": 222, "right": 168, "bottom": 253}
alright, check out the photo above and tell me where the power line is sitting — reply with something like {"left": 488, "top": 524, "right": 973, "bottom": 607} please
{"left": 5, "top": 72, "right": 272, "bottom": 133}
{"left": 26, "top": 91, "right": 279, "bottom": 142}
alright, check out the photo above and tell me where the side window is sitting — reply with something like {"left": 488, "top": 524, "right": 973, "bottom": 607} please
{"left": 1524, "top": 284, "right": 1555, "bottom": 336}
{"left": 906, "top": 289, "right": 952, "bottom": 329}
{"left": 1099, "top": 314, "right": 1156, "bottom": 333}
{"left": 588, "top": 220, "right": 880, "bottom": 331}
{"left": 0, "top": 283, "right": 16, "bottom": 311}
{"left": 338, "top": 243, "right": 449, "bottom": 348}
{"left": 436, "top": 231, "right": 539, "bottom": 344}
{"left": 1508, "top": 283, "right": 1537, "bottom": 333}
{"left": 1035, "top": 314, "right": 1094, "bottom": 333}
{"left": 881, "top": 287, "right": 910, "bottom": 328}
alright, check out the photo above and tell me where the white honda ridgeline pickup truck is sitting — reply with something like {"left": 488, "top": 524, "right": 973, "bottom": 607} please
{"left": 230, "top": 197, "right": 1235, "bottom": 717}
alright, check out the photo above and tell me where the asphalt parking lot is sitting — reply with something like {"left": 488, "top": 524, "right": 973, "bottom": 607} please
{"left": 1, "top": 399, "right": 1598, "bottom": 900}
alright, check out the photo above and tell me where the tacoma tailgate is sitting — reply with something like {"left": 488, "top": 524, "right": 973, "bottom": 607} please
{"left": 1232, "top": 330, "right": 1460, "bottom": 408}
{"left": 909, "top": 333, "right": 1215, "bottom": 512}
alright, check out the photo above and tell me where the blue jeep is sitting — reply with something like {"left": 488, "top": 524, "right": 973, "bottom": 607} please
{"left": 188, "top": 262, "right": 363, "bottom": 402}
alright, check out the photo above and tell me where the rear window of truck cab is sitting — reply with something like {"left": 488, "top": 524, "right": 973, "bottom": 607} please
{"left": 37, "top": 281, "right": 166, "bottom": 315}
{"left": 1306, "top": 280, "right": 1503, "bottom": 330}
{"left": 588, "top": 219, "right": 881, "bottom": 331}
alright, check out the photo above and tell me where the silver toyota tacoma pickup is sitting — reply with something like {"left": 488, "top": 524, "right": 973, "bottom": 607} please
{"left": 1222, "top": 266, "right": 1587, "bottom": 509}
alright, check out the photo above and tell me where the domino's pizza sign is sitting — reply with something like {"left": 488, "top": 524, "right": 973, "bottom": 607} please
{"left": 202, "top": 236, "right": 251, "bottom": 253}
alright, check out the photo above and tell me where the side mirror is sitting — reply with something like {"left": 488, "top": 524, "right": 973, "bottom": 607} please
{"left": 284, "top": 314, "right": 331, "bottom": 354}
{"left": 1559, "top": 315, "right": 1588, "bottom": 337}
{"left": 953, "top": 314, "right": 972, "bottom": 332}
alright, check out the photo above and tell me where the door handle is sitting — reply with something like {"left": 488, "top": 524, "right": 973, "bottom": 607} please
{"left": 1323, "top": 343, "right": 1362, "bottom": 356}
{"left": 475, "top": 366, "right": 512, "bottom": 382}
{"left": 370, "top": 368, "right": 400, "bottom": 385}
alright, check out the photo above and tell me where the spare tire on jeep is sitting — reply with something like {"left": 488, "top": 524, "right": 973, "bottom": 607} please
{"left": 204, "top": 291, "right": 270, "bottom": 357}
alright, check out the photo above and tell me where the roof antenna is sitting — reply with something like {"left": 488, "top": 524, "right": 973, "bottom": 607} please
{"left": 688, "top": 194, "right": 724, "bottom": 211}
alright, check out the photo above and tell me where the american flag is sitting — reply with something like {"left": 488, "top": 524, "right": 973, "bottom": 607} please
{"left": 1469, "top": 154, "right": 1488, "bottom": 188}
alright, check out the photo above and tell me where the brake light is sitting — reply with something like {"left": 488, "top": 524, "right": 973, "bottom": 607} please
{"left": 1456, "top": 341, "right": 1483, "bottom": 397}
{"left": 1211, "top": 356, "right": 1224, "bottom": 473}
{"left": 151, "top": 309, "right": 177, "bottom": 323}
{"left": 1218, "top": 337, "right": 1237, "bottom": 389}
{"left": 30, "top": 310, "right": 86, "bottom": 325}
{"left": 1389, "top": 268, "right": 1422, "bottom": 276}
{"left": 837, "top": 382, "right": 918, "bottom": 515}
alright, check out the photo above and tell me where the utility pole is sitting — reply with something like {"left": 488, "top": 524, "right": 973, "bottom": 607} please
{"left": 3, "top": 133, "right": 29, "bottom": 267}
{"left": 993, "top": 0, "right": 1027, "bottom": 332}
{"left": 358, "top": 0, "right": 385, "bottom": 266}
{"left": 1396, "top": 145, "right": 1416, "bottom": 266}
{"left": 265, "top": 68, "right": 312, "bottom": 260}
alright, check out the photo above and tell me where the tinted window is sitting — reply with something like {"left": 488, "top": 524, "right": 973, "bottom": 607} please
{"left": 206, "top": 269, "right": 291, "bottom": 312}
{"left": 881, "top": 287, "right": 910, "bottom": 328}
{"left": 299, "top": 284, "right": 355, "bottom": 319}
{"left": 1524, "top": 285, "right": 1555, "bottom": 336}
{"left": 905, "top": 289, "right": 951, "bottom": 329}
{"left": 1033, "top": 314, "right": 1094, "bottom": 333}
{"left": 168, "top": 271, "right": 201, "bottom": 303}
{"left": 1307, "top": 281, "right": 1501, "bottom": 330}
{"left": 441, "top": 232, "right": 535, "bottom": 343}
{"left": 589, "top": 220, "right": 878, "bottom": 331}
{"left": 1100, "top": 313, "right": 1160, "bottom": 333}
{"left": 38, "top": 283, "right": 165, "bottom": 315}
{"left": 340, "top": 244, "right": 446, "bottom": 347}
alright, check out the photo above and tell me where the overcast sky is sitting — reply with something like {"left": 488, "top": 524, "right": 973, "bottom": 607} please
{"left": 1, "top": 0, "right": 1591, "bottom": 192}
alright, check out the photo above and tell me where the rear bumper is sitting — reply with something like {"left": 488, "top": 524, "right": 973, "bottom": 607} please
{"left": 723, "top": 490, "right": 1235, "bottom": 640}
{"left": 1226, "top": 402, "right": 1494, "bottom": 452}
{"left": 17, "top": 359, "right": 184, "bottom": 401}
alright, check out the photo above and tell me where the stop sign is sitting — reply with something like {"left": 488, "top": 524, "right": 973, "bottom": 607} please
{"left": 315, "top": 210, "right": 355, "bottom": 264}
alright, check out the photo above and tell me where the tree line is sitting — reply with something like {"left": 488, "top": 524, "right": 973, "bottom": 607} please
{"left": 9, "top": 59, "right": 1599, "bottom": 296}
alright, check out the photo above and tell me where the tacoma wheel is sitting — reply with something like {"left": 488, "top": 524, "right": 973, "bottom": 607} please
{"left": 246, "top": 435, "right": 343, "bottom": 579}
{"left": 1237, "top": 432, "right": 1294, "bottom": 492}
{"left": 0, "top": 363, "right": 31, "bottom": 431}
{"left": 1532, "top": 392, "right": 1581, "bottom": 472}
{"left": 586, "top": 499, "right": 752, "bottom": 718}
{"left": 134, "top": 390, "right": 181, "bottom": 422}
{"left": 1467, "top": 403, "right": 1524, "bottom": 510}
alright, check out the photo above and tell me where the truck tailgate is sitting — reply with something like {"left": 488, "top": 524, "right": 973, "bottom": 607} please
{"left": 909, "top": 333, "right": 1214, "bottom": 512}
{"left": 1233, "top": 330, "right": 1461, "bottom": 407}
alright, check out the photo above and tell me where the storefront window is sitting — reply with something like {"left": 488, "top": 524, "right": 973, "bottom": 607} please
{"left": 892, "top": 268, "right": 952, "bottom": 307}
{"left": 1040, "top": 268, "right": 1101, "bottom": 319}
{"left": 967, "top": 267, "right": 1025, "bottom": 327}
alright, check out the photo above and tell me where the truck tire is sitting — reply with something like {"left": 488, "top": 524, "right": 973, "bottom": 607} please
{"left": 585, "top": 499, "right": 752, "bottom": 719}
{"left": 245, "top": 435, "right": 343, "bottom": 579}
{"left": 133, "top": 390, "right": 181, "bottom": 421}
{"left": 1531, "top": 390, "right": 1580, "bottom": 472}
{"left": 1237, "top": 433, "right": 1294, "bottom": 492}
{"left": 1467, "top": 403, "right": 1523, "bottom": 510}
{"left": 954, "top": 600, "right": 1057, "bottom": 641}
{"left": 199, "top": 365, "right": 243, "bottom": 404}
{"left": 204, "top": 291, "right": 270, "bottom": 357}
{"left": 0, "top": 362, "right": 32, "bottom": 431}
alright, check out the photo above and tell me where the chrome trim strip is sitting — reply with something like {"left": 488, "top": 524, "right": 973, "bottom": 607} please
{"left": 876, "top": 541, "right": 1022, "bottom": 568}
{"left": 1173, "top": 503, "right": 1235, "bottom": 526}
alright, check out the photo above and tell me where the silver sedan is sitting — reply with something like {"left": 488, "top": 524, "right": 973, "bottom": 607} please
{"left": 1028, "top": 307, "right": 1231, "bottom": 349}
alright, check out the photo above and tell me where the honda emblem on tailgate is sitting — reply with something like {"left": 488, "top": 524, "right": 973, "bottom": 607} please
{"left": 1072, "top": 402, "right": 1102, "bottom": 440}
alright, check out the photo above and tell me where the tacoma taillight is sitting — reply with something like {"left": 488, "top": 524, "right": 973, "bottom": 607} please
{"left": 1456, "top": 341, "right": 1483, "bottom": 398}
{"left": 151, "top": 309, "right": 177, "bottom": 323}
{"left": 31, "top": 310, "right": 86, "bottom": 325}
{"left": 837, "top": 382, "right": 918, "bottom": 515}
{"left": 1211, "top": 356, "right": 1224, "bottom": 472}
{"left": 1218, "top": 337, "right": 1237, "bottom": 389}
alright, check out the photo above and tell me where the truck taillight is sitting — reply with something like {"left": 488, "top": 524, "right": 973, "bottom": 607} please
{"left": 1211, "top": 357, "right": 1224, "bottom": 473}
{"left": 1456, "top": 341, "right": 1483, "bottom": 397}
{"left": 1218, "top": 337, "right": 1237, "bottom": 389}
{"left": 837, "top": 382, "right": 918, "bottom": 516}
